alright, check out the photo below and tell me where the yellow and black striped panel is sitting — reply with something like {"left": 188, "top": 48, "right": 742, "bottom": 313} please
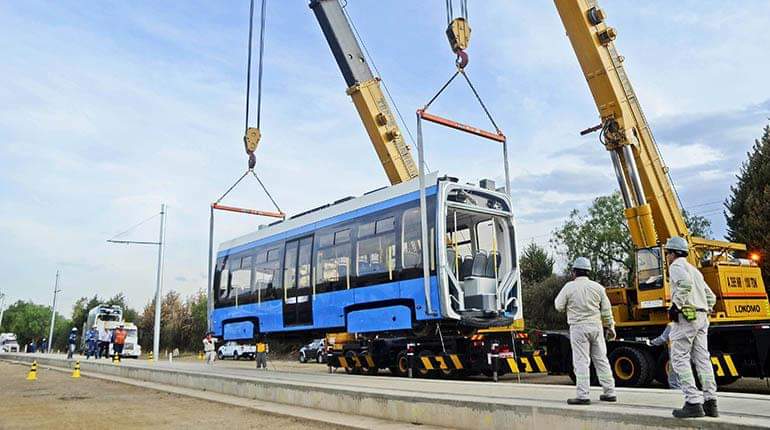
{"left": 710, "top": 354, "right": 739, "bottom": 378}
{"left": 503, "top": 352, "right": 547, "bottom": 374}
{"left": 417, "top": 354, "right": 465, "bottom": 370}
{"left": 331, "top": 353, "right": 376, "bottom": 369}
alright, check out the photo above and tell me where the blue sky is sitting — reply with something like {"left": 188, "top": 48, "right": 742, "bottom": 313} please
{"left": 1, "top": 1, "right": 769, "bottom": 316}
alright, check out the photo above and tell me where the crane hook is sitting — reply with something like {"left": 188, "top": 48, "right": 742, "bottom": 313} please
{"left": 455, "top": 50, "right": 468, "bottom": 69}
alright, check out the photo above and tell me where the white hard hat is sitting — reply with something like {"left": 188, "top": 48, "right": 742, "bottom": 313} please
{"left": 664, "top": 236, "right": 689, "bottom": 253}
{"left": 572, "top": 257, "right": 592, "bottom": 271}
{"left": 72, "top": 328, "right": 78, "bottom": 332}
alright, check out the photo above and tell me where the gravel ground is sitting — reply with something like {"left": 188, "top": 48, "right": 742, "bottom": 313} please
{"left": 0, "top": 361, "right": 343, "bottom": 430}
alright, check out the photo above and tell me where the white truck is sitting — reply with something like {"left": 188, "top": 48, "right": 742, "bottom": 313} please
{"left": 84, "top": 305, "right": 142, "bottom": 358}
{"left": 217, "top": 341, "right": 256, "bottom": 360}
{"left": 0, "top": 333, "right": 20, "bottom": 352}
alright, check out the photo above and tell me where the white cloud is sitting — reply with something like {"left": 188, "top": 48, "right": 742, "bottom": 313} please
{"left": 658, "top": 143, "right": 723, "bottom": 169}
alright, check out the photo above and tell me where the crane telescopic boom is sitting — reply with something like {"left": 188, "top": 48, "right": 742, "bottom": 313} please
{"left": 310, "top": 0, "right": 418, "bottom": 185}
{"left": 554, "top": 0, "right": 688, "bottom": 249}
{"left": 553, "top": 0, "right": 768, "bottom": 325}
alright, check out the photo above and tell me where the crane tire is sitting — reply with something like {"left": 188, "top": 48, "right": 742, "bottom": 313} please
{"left": 609, "top": 346, "right": 654, "bottom": 387}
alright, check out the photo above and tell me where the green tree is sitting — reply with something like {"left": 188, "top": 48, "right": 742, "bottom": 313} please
{"left": 71, "top": 295, "right": 101, "bottom": 333}
{"left": 725, "top": 125, "right": 770, "bottom": 290}
{"left": 187, "top": 290, "right": 209, "bottom": 351}
{"left": 522, "top": 275, "right": 569, "bottom": 330}
{"left": 105, "top": 293, "right": 139, "bottom": 322}
{"left": 683, "top": 210, "right": 712, "bottom": 239}
{"left": 2, "top": 300, "right": 71, "bottom": 351}
{"left": 136, "top": 289, "right": 209, "bottom": 353}
{"left": 520, "top": 242, "right": 554, "bottom": 284}
{"left": 551, "top": 193, "right": 634, "bottom": 287}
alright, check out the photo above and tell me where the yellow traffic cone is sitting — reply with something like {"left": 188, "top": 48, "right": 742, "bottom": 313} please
{"left": 72, "top": 360, "right": 81, "bottom": 378}
{"left": 112, "top": 353, "right": 120, "bottom": 365}
{"left": 198, "top": 351, "right": 204, "bottom": 360}
{"left": 26, "top": 361, "right": 38, "bottom": 381}
{"left": 148, "top": 351, "right": 153, "bottom": 361}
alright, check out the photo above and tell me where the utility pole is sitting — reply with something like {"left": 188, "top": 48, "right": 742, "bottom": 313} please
{"left": 106, "top": 204, "right": 166, "bottom": 362}
{"left": 153, "top": 204, "right": 166, "bottom": 362}
{"left": 0, "top": 292, "right": 7, "bottom": 330}
{"left": 47, "top": 270, "right": 61, "bottom": 353}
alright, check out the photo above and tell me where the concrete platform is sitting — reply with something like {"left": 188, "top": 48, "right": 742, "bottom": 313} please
{"left": 4, "top": 352, "right": 769, "bottom": 429}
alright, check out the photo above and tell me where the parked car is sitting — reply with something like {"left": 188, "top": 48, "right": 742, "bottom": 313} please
{"left": 299, "top": 339, "right": 325, "bottom": 363}
{"left": 217, "top": 341, "right": 256, "bottom": 360}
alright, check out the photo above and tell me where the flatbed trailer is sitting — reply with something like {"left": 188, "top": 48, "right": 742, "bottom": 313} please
{"left": 543, "top": 321, "right": 770, "bottom": 387}
{"left": 325, "top": 331, "right": 547, "bottom": 380}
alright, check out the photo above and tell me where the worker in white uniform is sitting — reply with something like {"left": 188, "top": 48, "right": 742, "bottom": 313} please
{"left": 554, "top": 257, "right": 617, "bottom": 405}
{"left": 203, "top": 332, "right": 217, "bottom": 365}
{"left": 649, "top": 324, "right": 680, "bottom": 390}
{"left": 664, "top": 236, "right": 718, "bottom": 418}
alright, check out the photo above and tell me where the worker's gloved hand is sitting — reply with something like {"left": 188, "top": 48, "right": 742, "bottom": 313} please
{"left": 668, "top": 305, "right": 679, "bottom": 321}
{"left": 605, "top": 326, "right": 616, "bottom": 341}
{"left": 649, "top": 336, "right": 664, "bottom": 347}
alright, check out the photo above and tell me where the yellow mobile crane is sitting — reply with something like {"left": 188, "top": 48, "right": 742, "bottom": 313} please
{"left": 543, "top": 0, "right": 770, "bottom": 386}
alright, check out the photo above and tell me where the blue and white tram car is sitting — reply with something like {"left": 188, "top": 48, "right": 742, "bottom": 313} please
{"left": 210, "top": 173, "right": 522, "bottom": 341}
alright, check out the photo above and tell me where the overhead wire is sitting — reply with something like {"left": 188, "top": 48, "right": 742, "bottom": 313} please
{"left": 685, "top": 201, "right": 722, "bottom": 209}
{"left": 110, "top": 212, "right": 160, "bottom": 240}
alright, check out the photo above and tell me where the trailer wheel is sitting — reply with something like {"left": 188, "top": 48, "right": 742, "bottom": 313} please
{"left": 609, "top": 346, "right": 653, "bottom": 387}
{"left": 392, "top": 350, "right": 410, "bottom": 377}
{"left": 344, "top": 351, "right": 361, "bottom": 374}
{"left": 361, "top": 355, "right": 378, "bottom": 375}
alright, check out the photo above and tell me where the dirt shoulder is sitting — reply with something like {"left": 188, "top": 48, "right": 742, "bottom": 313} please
{"left": 0, "top": 361, "right": 338, "bottom": 430}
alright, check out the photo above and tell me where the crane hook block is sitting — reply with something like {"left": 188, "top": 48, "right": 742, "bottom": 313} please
{"left": 446, "top": 17, "right": 471, "bottom": 55}
{"left": 244, "top": 127, "right": 261, "bottom": 154}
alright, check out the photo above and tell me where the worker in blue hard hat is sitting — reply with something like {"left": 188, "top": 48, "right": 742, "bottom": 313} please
{"left": 664, "top": 236, "right": 718, "bottom": 419}
{"left": 554, "top": 257, "right": 616, "bottom": 405}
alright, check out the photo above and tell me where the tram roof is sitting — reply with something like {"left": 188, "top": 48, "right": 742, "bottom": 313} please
{"left": 218, "top": 172, "right": 439, "bottom": 255}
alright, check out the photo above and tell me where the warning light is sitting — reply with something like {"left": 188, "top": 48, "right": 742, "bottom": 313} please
{"left": 749, "top": 253, "right": 761, "bottom": 263}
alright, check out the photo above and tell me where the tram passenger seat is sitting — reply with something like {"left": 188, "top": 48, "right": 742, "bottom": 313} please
{"left": 486, "top": 251, "right": 501, "bottom": 278}
{"left": 460, "top": 255, "right": 474, "bottom": 281}
{"left": 471, "top": 250, "right": 488, "bottom": 278}
{"left": 403, "top": 250, "right": 422, "bottom": 269}
{"left": 359, "top": 261, "right": 371, "bottom": 275}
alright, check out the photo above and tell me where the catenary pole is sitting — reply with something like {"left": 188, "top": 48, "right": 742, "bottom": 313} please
{"left": 47, "top": 270, "right": 61, "bottom": 353}
{"left": 0, "top": 292, "right": 6, "bottom": 330}
{"left": 153, "top": 204, "right": 166, "bottom": 361}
